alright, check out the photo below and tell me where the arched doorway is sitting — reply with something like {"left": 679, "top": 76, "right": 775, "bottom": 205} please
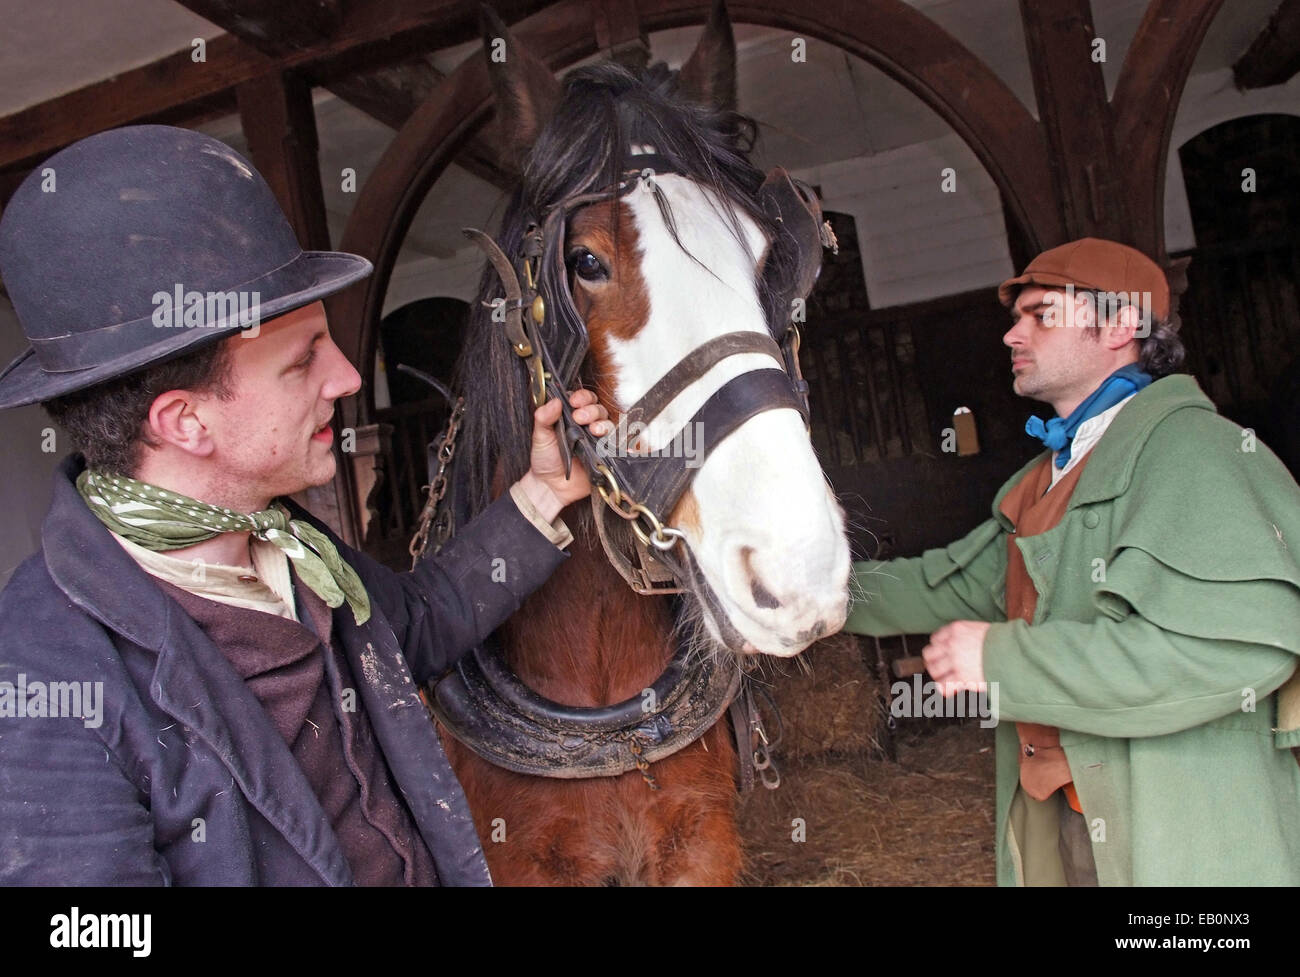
{"left": 1174, "top": 113, "right": 1300, "bottom": 474}
{"left": 366, "top": 296, "right": 469, "bottom": 568}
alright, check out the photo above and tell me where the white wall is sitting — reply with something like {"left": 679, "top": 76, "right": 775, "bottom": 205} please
{"left": 795, "top": 132, "right": 1016, "bottom": 308}
{"left": 790, "top": 66, "right": 1300, "bottom": 310}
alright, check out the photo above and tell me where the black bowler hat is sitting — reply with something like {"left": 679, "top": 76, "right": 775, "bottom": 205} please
{"left": 0, "top": 125, "right": 372, "bottom": 409}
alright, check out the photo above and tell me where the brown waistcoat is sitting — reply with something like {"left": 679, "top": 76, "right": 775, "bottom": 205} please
{"left": 154, "top": 576, "right": 439, "bottom": 885}
{"left": 998, "top": 454, "right": 1093, "bottom": 812}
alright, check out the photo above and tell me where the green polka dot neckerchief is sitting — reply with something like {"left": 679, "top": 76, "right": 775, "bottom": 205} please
{"left": 76, "top": 468, "right": 371, "bottom": 625}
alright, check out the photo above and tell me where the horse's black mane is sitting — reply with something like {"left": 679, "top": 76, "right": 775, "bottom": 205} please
{"left": 452, "top": 60, "right": 794, "bottom": 519}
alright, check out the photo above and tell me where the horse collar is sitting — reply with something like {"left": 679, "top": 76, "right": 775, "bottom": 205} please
{"left": 431, "top": 634, "right": 742, "bottom": 784}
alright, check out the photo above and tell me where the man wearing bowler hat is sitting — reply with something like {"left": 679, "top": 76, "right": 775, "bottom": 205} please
{"left": 0, "top": 124, "right": 612, "bottom": 885}
{"left": 843, "top": 238, "right": 1300, "bottom": 885}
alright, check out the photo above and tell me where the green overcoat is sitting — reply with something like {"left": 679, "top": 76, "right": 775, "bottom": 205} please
{"left": 844, "top": 374, "right": 1300, "bottom": 885}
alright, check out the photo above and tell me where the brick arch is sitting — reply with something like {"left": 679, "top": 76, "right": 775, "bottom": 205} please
{"left": 330, "top": 0, "right": 1064, "bottom": 425}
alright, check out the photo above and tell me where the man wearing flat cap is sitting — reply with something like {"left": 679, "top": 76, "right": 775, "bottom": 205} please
{"left": 0, "top": 125, "right": 612, "bottom": 885}
{"left": 844, "top": 237, "right": 1300, "bottom": 885}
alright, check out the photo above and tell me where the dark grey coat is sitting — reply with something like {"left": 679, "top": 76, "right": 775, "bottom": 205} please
{"left": 0, "top": 455, "right": 567, "bottom": 885}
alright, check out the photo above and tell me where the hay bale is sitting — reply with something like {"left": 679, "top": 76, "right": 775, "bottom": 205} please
{"left": 755, "top": 632, "right": 888, "bottom": 762}
{"left": 737, "top": 723, "right": 997, "bottom": 886}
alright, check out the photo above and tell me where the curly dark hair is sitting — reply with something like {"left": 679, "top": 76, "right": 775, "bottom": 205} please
{"left": 1134, "top": 316, "right": 1186, "bottom": 378}
{"left": 42, "top": 337, "right": 235, "bottom": 476}
{"left": 1070, "top": 289, "right": 1186, "bottom": 378}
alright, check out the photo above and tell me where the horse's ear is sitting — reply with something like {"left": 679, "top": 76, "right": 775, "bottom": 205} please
{"left": 481, "top": 5, "right": 563, "bottom": 167}
{"left": 676, "top": 0, "right": 737, "bottom": 112}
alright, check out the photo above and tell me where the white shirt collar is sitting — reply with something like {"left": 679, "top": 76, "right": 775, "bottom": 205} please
{"left": 1049, "top": 392, "right": 1136, "bottom": 488}
{"left": 109, "top": 532, "right": 298, "bottom": 620}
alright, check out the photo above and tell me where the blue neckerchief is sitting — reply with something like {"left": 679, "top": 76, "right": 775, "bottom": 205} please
{"left": 1026, "top": 364, "right": 1152, "bottom": 469}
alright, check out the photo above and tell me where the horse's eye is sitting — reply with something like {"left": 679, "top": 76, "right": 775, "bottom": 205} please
{"left": 569, "top": 248, "right": 607, "bottom": 282}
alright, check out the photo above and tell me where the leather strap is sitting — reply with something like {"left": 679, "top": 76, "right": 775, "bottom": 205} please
{"left": 606, "top": 367, "right": 808, "bottom": 518}
{"left": 729, "top": 685, "right": 756, "bottom": 794}
{"left": 590, "top": 491, "right": 683, "bottom": 594}
{"left": 623, "top": 331, "right": 784, "bottom": 426}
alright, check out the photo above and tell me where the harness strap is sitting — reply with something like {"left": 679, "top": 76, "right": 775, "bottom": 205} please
{"left": 461, "top": 228, "right": 534, "bottom": 359}
{"left": 475, "top": 633, "right": 692, "bottom": 732}
{"left": 623, "top": 330, "right": 784, "bottom": 426}
{"left": 728, "top": 691, "right": 756, "bottom": 794}
{"left": 590, "top": 491, "right": 684, "bottom": 594}
{"left": 726, "top": 677, "right": 784, "bottom": 794}
{"left": 606, "top": 367, "right": 809, "bottom": 518}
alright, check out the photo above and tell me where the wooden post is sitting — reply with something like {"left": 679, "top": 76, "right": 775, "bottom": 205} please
{"left": 236, "top": 71, "right": 332, "bottom": 250}
{"left": 1111, "top": 0, "right": 1226, "bottom": 260}
{"left": 1233, "top": 0, "right": 1300, "bottom": 90}
{"left": 238, "top": 70, "right": 363, "bottom": 547}
{"left": 1018, "top": 0, "right": 1129, "bottom": 244}
{"left": 594, "top": 0, "right": 650, "bottom": 71}
{"left": 349, "top": 423, "right": 394, "bottom": 546}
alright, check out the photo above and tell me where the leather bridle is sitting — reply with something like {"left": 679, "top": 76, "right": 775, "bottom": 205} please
{"left": 464, "top": 155, "right": 837, "bottom": 593}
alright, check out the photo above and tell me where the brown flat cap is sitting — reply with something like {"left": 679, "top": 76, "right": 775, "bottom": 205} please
{"left": 998, "top": 237, "right": 1170, "bottom": 321}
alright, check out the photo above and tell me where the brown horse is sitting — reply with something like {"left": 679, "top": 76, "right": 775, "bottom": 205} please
{"left": 436, "top": 2, "right": 851, "bottom": 885}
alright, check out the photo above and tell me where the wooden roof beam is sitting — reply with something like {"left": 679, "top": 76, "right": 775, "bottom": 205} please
{"left": 0, "top": 32, "right": 268, "bottom": 170}
{"left": 1233, "top": 0, "right": 1300, "bottom": 90}
{"left": 236, "top": 71, "right": 333, "bottom": 250}
{"left": 326, "top": 59, "right": 518, "bottom": 191}
{"left": 0, "top": 0, "right": 553, "bottom": 170}
{"left": 174, "top": 0, "right": 519, "bottom": 190}
{"left": 176, "top": 0, "right": 345, "bottom": 52}
{"left": 1018, "top": 0, "right": 1128, "bottom": 242}
{"left": 1113, "top": 0, "right": 1226, "bottom": 258}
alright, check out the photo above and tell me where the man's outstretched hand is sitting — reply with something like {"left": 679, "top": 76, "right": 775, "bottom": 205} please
{"left": 516, "top": 389, "right": 612, "bottom": 521}
{"left": 922, "top": 620, "right": 991, "bottom": 696}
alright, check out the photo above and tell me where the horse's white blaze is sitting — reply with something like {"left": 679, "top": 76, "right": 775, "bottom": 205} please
{"left": 608, "top": 177, "right": 773, "bottom": 442}
{"left": 610, "top": 175, "right": 850, "bottom": 656}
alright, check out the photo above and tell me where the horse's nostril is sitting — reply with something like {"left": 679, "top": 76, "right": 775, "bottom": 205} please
{"left": 751, "top": 579, "right": 780, "bottom": 610}
{"left": 796, "top": 620, "right": 827, "bottom": 644}
{"left": 740, "top": 545, "right": 782, "bottom": 610}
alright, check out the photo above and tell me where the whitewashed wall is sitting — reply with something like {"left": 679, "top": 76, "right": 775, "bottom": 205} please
{"left": 794, "top": 132, "right": 1015, "bottom": 308}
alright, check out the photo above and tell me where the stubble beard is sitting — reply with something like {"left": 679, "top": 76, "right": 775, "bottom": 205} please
{"left": 1013, "top": 346, "right": 1096, "bottom": 411}
{"left": 237, "top": 448, "right": 337, "bottom": 510}
{"left": 288, "top": 445, "right": 338, "bottom": 497}
{"left": 1012, "top": 364, "right": 1054, "bottom": 405}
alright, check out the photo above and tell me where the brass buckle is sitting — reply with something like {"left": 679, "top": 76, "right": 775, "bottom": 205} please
{"left": 631, "top": 566, "right": 686, "bottom": 596}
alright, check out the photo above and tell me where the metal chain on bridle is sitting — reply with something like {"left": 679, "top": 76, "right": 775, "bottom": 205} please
{"left": 409, "top": 394, "right": 465, "bottom": 569}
